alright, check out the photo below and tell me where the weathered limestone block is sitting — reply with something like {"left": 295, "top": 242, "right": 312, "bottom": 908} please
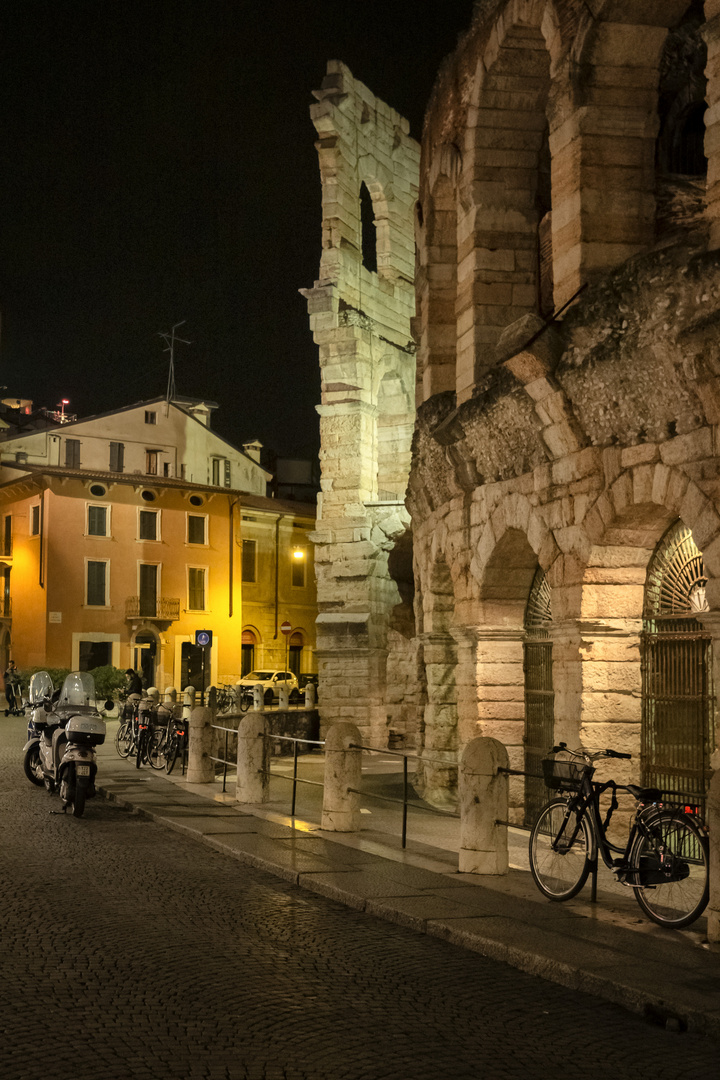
{"left": 186, "top": 706, "right": 214, "bottom": 784}
{"left": 459, "top": 737, "right": 509, "bottom": 875}
{"left": 235, "top": 713, "right": 269, "bottom": 804}
{"left": 321, "top": 722, "right": 362, "bottom": 832}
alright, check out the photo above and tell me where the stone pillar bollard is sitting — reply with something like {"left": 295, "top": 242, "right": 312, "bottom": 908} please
{"left": 707, "top": 769, "right": 720, "bottom": 942}
{"left": 321, "top": 722, "right": 362, "bottom": 832}
{"left": 186, "top": 705, "right": 215, "bottom": 783}
{"left": 253, "top": 683, "right": 265, "bottom": 711}
{"left": 459, "top": 737, "right": 509, "bottom": 875}
{"left": 208, "top": 685, "right": 217, "bottom": 712}
{"left": 304, "top": 681, "right": 316, "bottom": 708}
{"left": 236, "top": 713, "right": 269, "bottom": 804}
{"left": 278, "top": 684, "right": 289, "bottom": 711}
{"left": 234, "top": 683, "right": 244, "bottom": 711}
{"left": 164, "top": 687, "right": 177, "bottom": 705}
{"left": 183, "top": 685, "right": 196, "bottom": 720}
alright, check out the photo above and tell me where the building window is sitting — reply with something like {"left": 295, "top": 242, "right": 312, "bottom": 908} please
{"left": 291, "top": 550, "right": 306, "bottom": 588}
{"left": 65, "top": 438, "right": 80, "bottom": 468}
{"left": 188, "top": 567, "right": 206, "bottom": 611}
{"left": 187, "top": 514, "right": 207, "bottom": 545}
{"left": 145, "top": 411, "right": 156, "bottom": 425}
{"left": 212, "top": 458, "right": 220, "bottom": 486}
{"left": 242, "top": 539, "right": 256, "bottom": 583}
{"left": 79, "top": 641, "right": 112, "bottom": 670}
{"left": 109, "top": 441, "right": 125, "bottom": 472}
{"left": 139, "top": 563, "right": 158, "bottom": 618}
{"left": 138, "top": 509, "right": 158, "bottom": 541}
{"left": 87, "top": 504, "right": 108, "bottom": 537}
{"left": 30, "top": 506, "right": 40, "bottom": 537}
{"left": 241, "top": 629, "right": 256, "bottom": 676}
{"left": 3, "top": 515, "right": 11, "bottom": 555}
{"left": 360, "top": 182, "right": 377, "bottom": 273}
{"left": 86, "top": 560, "right": 108, "bottom": 606}
{"left": 146, "top": 450, "right": 159, "bottom": 475}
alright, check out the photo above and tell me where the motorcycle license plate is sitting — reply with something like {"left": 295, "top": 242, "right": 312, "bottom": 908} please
{"left": 76, "top": 764, "right": 91, "bottom": 776}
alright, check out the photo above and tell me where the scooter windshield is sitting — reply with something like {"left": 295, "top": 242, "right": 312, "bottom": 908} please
{"left": 29, "top": 670, "right": 54, "bottom": 704}
{"left": 58, "top": 671, "right": 96, "bottom": 707}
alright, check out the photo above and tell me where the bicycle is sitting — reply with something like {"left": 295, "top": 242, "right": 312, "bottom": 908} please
{"left": 164, "top": 714, "right": 189, "bottom": 774}
{"left": 215, "top": 684, "right": 237, "bottom": 714}
{"left": 528, "top": 743, "right": 709, "bottom": 930}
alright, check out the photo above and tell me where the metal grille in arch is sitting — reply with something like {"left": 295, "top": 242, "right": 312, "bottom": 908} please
{"left": 644, "top": 521, "right": 708, "bottom": 617}
{"left": 523, "top": 568, "right": 554, "bottom": 825}
{"left": 641, "top": 521, "right": 713, "bottom": 808}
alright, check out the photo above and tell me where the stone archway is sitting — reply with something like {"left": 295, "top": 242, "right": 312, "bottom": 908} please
{"left": 642, "top": 520, "right": 714, "bottom": 807}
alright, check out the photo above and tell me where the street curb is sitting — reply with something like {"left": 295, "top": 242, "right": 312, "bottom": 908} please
{"left": 97, "top": 782, "right": 720, "bottom": 1040}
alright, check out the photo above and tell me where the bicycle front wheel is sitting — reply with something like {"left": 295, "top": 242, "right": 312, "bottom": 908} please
{"left": 147, "top": 728, "right": 167, "bottom": 771}
{"left": 630, "top": 812, "right": 709, "bottom": 929}
{"left": 529, "top": 799, "right": 592, "bottom": 901}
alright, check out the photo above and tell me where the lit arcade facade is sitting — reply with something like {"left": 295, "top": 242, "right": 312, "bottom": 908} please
{"left": 307, "top": 0, "right": 720, "bottom": 844}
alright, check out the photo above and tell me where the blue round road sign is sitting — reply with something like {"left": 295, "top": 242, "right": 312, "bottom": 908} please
{"left": 195, "top": 630, "right": 212, "bottom": 647}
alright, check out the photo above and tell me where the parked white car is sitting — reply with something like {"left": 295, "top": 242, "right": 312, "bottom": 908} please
{"left": 237, "top": 670, "right": 301, "bottom": 705}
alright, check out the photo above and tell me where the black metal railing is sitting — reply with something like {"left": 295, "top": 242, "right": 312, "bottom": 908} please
{"left": 349, "top": 743, "right": 460, "bottom": 849}
{"left": 125, "top": 596, "right": 181, "bottom": 620}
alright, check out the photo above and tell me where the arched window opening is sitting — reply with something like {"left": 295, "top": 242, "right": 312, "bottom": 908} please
{"left": 360, "top": 182, "right": 377, "bottom": 273}
{"left": 642, "top": 521, "right": 714, "bottom": 810}
{"left": 523, "top": 568, "right": 554, "bottom": 825}
{"left": 241, "top": 628, "right": 257, "bottom": 677}
{"left": 289, "top": 630, "right": 304, "bottom": 676}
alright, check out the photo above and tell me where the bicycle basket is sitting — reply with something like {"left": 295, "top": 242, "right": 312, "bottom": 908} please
{"left": 542, "top": 753, "right": 593, "bottom": 792}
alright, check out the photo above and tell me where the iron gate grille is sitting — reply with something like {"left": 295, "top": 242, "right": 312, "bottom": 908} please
{"left": 641, "top": 617, "right": 714, "bottom": 809}
{"left": 524, "top": 630, "right": 554, "bottom": 826}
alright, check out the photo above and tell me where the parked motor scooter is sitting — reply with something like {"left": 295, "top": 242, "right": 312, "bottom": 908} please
{"left": 23, "top": 671, "right": 112, "bottom": 818}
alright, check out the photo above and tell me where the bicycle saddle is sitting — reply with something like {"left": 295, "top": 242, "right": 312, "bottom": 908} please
{"left": 626, "top": 785, "right": 663, "bottom": 802}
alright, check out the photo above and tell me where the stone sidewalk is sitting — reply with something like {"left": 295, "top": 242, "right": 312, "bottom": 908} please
{"left": 95, "top": 739, "right": 720, "bottom": 1041}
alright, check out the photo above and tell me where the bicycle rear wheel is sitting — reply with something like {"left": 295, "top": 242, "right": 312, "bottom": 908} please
{"left": 115, "top": 720, "right": 133, "bottom": 759}
{"left": 529, "top": 799, "right": 592, "bottom": 901}
{"left": 630, "top": 812, "right": 709, "bottom": 929}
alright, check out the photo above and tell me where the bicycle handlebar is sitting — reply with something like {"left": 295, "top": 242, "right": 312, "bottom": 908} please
{"left": 551, "top": 742, "right": 631, "bottom": 761}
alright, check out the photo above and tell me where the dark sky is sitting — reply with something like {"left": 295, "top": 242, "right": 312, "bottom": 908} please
{"left": 0, "top": 0, "right": 473, "bottom": 461}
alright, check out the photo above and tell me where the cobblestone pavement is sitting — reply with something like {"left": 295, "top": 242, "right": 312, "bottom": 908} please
{"left": 1, "top": 719, "right": 719, "bottom": 1080}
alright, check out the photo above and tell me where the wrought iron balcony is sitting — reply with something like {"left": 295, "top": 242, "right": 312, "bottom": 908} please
{"left": 125, "top": 596, "right": 180, "bottom": 621}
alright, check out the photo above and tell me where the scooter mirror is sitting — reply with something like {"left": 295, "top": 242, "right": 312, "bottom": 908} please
{"left": 104, "top": 699, "right": 114, "bottom": 712}
{"left": 43, "top": 700, "right": 53, "bottom": 713}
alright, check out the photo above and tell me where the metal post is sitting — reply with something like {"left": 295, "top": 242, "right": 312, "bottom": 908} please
{"left": 590, "top": 854, "right": 598, "bottom": 903}
{"left": 402, "top": 754, "right": 408, "bottom": 849}
{"left": 222, "top": 729, "right": 229, "bottom": 793}
{"left": 291, "top": 739, "right": 298, "bottom": 817}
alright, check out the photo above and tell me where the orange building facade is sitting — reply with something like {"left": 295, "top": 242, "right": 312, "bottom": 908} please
{"left": 0, "top": 466, "right": 316, "bottom": 692}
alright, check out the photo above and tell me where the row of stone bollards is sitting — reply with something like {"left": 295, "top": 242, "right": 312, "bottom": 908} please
{"left": 183, "top": 705, "right": 720, "bottom": 941}
{"left": 185, "top": 710, "right": 512, "bottom": 877}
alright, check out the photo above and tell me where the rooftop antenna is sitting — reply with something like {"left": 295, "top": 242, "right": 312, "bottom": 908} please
{"left": 158, "top": 321, "right": 191, "bottom": 413}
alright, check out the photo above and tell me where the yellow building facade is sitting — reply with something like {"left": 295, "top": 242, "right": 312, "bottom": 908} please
{"left": 0, "top": 466, "right": 316, "bottom": 691}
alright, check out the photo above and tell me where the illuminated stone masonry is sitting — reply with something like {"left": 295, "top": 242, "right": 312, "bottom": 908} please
{"left": 301, "top": 63, "right": 422, "bottom": 745}
{"left": 407, "top": 0, "right": 720, "bottom": 825}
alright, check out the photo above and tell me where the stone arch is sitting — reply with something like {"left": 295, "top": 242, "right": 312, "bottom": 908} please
{"left": 580, "top": 462, "right": 720, "bottom": 608}
{"left": 471, "top": 495, "right": 558, "bottom": 616}
{"left": 416, "top": 145, "right": 460, "bottom": 403}
{"left": 458, "top": 1, "right": 559, "bottom": 396}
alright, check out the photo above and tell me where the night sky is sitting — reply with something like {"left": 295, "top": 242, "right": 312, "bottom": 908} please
{"left": 0, "top": 0, "right": 473, "bottom": 461}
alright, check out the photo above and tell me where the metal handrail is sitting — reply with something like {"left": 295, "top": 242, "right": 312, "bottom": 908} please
{"left": 349, "top": 741, "right": 460, "bottom": 848}
{"left": 262, "top": 732, "right": 325, "bottom": 817}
